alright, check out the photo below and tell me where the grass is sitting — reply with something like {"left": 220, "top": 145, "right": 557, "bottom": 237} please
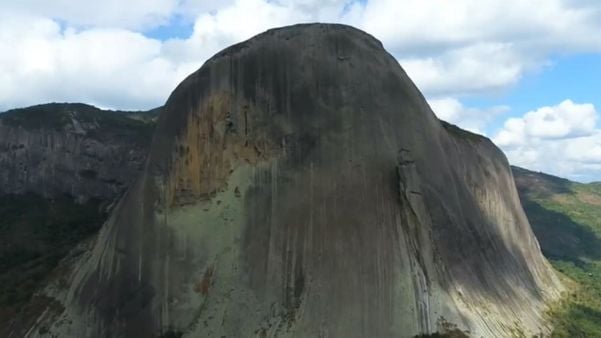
{"left": 513, "top": 166, "right": 601, "bottom": 337}
{"left": 546, "top": 261, "right": 601, "bottom": 337}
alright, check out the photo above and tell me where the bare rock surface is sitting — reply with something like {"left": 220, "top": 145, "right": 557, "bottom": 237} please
{"left": 0, "top": 103, "right": 156, "bottom": 201}
{"left": 21, "top": 24, "right": 561, "bottom": 338}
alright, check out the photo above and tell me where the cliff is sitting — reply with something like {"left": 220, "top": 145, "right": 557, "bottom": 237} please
{"left": 20, "top": 24, "right": 562, "bottom": 337}
{"left": 0, "top": 103, "right": 157, "bottom": 201}
{"left": 0, "top": 103, "right": 157, "bottom": 334}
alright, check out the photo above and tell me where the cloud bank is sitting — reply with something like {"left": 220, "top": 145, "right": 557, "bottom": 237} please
{"left": 493, "top": 100, "right": 601, "bottom": 181}
{"left": 0, "top": 0, "right": 600, "bottom": 180}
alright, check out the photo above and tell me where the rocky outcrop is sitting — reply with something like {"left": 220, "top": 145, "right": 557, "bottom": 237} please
{"left": 22, "top": 24, "right": 562, "bottom": 337}
{"left": 0, "top": 103, "right": 157, "bottom": 202}
{"left": 0, "top": 103, "right": 158, "bottom": 337}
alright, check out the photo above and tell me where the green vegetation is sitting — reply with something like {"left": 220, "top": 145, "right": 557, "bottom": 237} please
{"left": 513, "top": 166, "right": 601, "bottom": 337}
{"left": 548, "top": 261, "right": 601, "bottom": 337}
{"left": 124, "top": 106, "right": 162, "bottom": 123}
{"left": 0, "top": 102, "right": 157, "bottom": 144}
{"left": 0, "top": 193, "right": 107, "bottom": 324}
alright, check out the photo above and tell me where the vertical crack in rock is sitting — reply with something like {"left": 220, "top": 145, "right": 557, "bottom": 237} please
{"left": 19, "top": 24, "right": 562, "bottom": 338}
{"left": 397, "top": 148, "right": 433, "bottom": 333}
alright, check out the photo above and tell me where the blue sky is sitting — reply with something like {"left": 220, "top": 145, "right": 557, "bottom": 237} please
{"left": 0, "top": 0, "right": 600, "bottom": 181}
{"left": 145, "top": 15, "right": 195, "bottom": 40}
{"left": 464, "top": 54, "right": 601, "bottom": 135}
{"left": 145, "top": 19, "right": 601, "bottom": 136}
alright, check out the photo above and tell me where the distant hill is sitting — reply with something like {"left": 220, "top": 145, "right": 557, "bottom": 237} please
{"left": 0, "top": 102, "right": 159, "bottom": 200}
{"left": 512, "top": 166, "right": 601, "bottom": 337}
{"left": 1, "top": 102, "right": 159, "bottom": 133}
{"left": 0, "top": 103, "right": 159, "bottom": 333}
{"left": 0, "top": 101, "right": 596, "bottom": 336}
{"left": 5, "top": 25, "right": 598, "bottom": 336}
{"left": 17, "top": 24, "right": 561, "bottom": 338}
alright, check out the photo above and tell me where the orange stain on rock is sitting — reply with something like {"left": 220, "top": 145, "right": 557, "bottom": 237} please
{"left": 194, "top": 266, "right": 214, "bottom": 296}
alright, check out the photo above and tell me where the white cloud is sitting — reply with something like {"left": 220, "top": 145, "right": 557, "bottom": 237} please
{"left": 162, "top": 0, "right": 309, "bottom": 65}
{"left": 162, "top": 0, "right": 359, "bottom": 65}
{"left": 1, "top": 0, "right": 179, "bottom": 30}
{"left": 501, "top": 133, "right": 601, "bottom": 182}
{"left": 494, "top": 100, "right": 598, "bottom": 147}
{"left": 565, "top": 134, "right": 601, "bottom": 164}
{"left": 526, "top": 101, "right": 597, "bottom": 139}
{"left": 400, "top": 43, "right": 528, "bottom": 97}
{"left": 358, "top": 0, "right": 601, "bottom": 97}
{"left": 1, "top": 0, "right": 601, "bottom": 111}
{"left": 0, "top": 0, "right": 356, "bottom": 111}
{"left": 0, "top": 13, "right": 189, "bottom": 110}
{"left": 493, "top": 100, "right": 601, "bottom": 182}
{"left": 175, "top": 0, "right": 238, "bottom": 19}
{"left": 361, "top": 0, "right": 601, "bottom": 55}
{"left": 1, "top": 0, "right": 601, "bottom": 182}
{"left": 428, "top": 97, "right": 508, "bottom": 135}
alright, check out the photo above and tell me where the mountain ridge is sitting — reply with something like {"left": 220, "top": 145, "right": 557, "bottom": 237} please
{"left": 0, "top": 24, "right": 566, "bottom": 338}
{"left": 512, "top": 166, "right": 601, "bottom": 336}
{"left": 0, "top": 102, "right": 158, "bottom": 201}
{"left": 15, "top": 23, "right": 560, "bottom": 337}
{"left": 0, "top": 103, "right": 159, "bottom": 335}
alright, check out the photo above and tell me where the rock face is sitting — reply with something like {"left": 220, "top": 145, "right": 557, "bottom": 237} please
{"left": 0, "top": 103, "right": 158, "bottom": 336}
{"left": 0, "top": 103, "right": 156, "bottom": 201}
{"left": 26, "top": 24, "right": 562, "bottom": 337}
